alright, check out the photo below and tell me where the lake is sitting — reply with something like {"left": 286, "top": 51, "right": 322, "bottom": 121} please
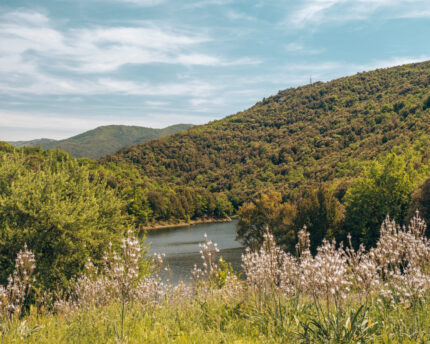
{"left": 145, "top": 220, "right": 243, "bottom": 283}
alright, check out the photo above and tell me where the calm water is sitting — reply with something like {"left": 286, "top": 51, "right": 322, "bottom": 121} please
{"left": 145, "top": 220, "right": 243, "bottom": 283}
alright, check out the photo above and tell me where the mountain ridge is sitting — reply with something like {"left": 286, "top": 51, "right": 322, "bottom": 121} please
{"left": 8, "top": 124, "right": 193, "bottom": 159}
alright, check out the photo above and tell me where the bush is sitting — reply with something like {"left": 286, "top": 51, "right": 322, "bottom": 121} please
{"left": 0, "top": 151, "right": 129, "bottom": 291}
{"left": 343, "top": 153, "right": 417, "bottom": 248}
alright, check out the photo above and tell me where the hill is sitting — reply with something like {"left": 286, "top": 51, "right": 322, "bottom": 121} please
{"left": 9, "top": 138, "right": 57, "bottom": 148}
{"left": 103, "top": 61, "right": 430, "bottom": 202}
{"left": 8, "top": 124, "right": 193, "bottom": 159}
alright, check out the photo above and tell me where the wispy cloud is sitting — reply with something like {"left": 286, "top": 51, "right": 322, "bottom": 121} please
{"left": 0, "top": 10, "right": 218, "bottom": 72}
{"left": 226, "top": 10, "right": 257, "bottom": 21}
{"left": 114, "top": 0, "right": 164, "bottom": 6}
{"left": 184, "top": 0, "right": 232, "bottom": 9}
{"left": 285, "top": 42, "right": 323, "bottom": 55}
{"left": 0, "top": 73, "right": 217, "bottom": 97}
{"left": 288, "top": 0, "right": 430, "bottom": 28}
{"left": 0, "top": 10, "right": 259, "bottom": 98}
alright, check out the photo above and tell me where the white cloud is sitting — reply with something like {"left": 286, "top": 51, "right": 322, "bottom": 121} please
{"left": 226, "top": 10, "right": 257, "bottom": 21}
{"left": 0, "top": 72, "right": 217, "bottom": 97}
{"left": 0, "top": 10, "right": 239, "bottom": 99}
{"left": 184, "top": 0, "right": 232, "bottom": 9}
{"left": 115, "top": 0, "right": 164, "bottom": 5}
{"left": 285, "top": 42, "right": 323, "bottom": 55}
{"left": 145, "top": 100, "right": 171, "bottom": 107}
{"left": 0, "top": 10, "right": 259, "bottom": 98}
{"left": 0, "top": 11, "right": 219, "bottom": 74}
{"left": 288, "top": 0, "right": 430, "bottom": 28}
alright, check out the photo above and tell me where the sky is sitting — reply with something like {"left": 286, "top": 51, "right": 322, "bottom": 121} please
{"left": 1, "top": 0, "right": 430, "bottom": 140}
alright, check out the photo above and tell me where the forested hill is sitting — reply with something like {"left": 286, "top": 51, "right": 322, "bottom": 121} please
{"left": 8, "top": 124, "right": 193, "bottom": 159}
{"left": 103, "top": 61, "right": 430, "bottom": 201}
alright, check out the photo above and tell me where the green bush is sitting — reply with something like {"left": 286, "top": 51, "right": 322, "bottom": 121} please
{"left": 343, "top": 153, "right": 416, "bottom": 247}
{"left": 0, "top": 150, "right": 129, "bottom": 291}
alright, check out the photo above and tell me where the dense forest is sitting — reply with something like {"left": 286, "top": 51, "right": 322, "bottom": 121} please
{"left": 104, "top": 62, "right": 430, "bottom": 202}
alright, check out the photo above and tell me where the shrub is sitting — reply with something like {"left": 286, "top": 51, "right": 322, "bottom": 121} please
{"left": 343, "top": 153, "right": 417, "bottom": 248}
{"left": 0, "top": 151, "right": 129, "bottom": 291}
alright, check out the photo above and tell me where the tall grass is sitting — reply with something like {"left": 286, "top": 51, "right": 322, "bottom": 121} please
{"left": 0, "top": 213, "right": 429, "bottom": 343}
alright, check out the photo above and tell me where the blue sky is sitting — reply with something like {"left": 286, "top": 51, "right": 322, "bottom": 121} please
{"left": 1, "top": 0, "right": 430, "bottom": 140}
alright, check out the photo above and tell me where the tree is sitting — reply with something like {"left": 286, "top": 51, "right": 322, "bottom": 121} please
{"left": 407, "top": 177, "right": 430, "bottom": 236}
{"left": 343, "top": 153, "right": 416, "bottom": 248}
{"left": 237, "top": 190, "right": 296, "bottom": 250}
{"left": 292, "top": 186, "right": 344, "bottom": 254}
{"left": 125, "top": 187, "right": 153, "bottom": 224}
{"left": 214, "top": 193, "right": 233, "bottom": 218}
{"left": 0, "top": 151, "right": 129, "bottom": 291}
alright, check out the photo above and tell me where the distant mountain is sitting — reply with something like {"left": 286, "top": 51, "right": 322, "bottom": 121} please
{"left": 9, "top": 138, "right": 57, "bottom": 148}
{"left": 103, "top": 61, "right": 430, "bottom": 200}
{"left": 8, "top": 124, "right": 193, "bottom": 159}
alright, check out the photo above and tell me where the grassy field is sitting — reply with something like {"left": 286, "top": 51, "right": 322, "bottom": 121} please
{"left": 1, "top": 292, "right": 429, "bottom": 343}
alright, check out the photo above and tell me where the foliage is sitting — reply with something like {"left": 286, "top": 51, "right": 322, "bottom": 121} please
{"left": 237, "top": 190, "right": 296, "bottom": 250}
{"left": 0, "top": 142, "right": 233, "bottom": 232}
{"left": 343, "top": 152, "right": 420, "bottom": 248}
{"left": 292, "top": 186, "right": 344, "bottom": 253}
{"left": 407, "top": 177, "right": 430, "bottom": 235}
{"left": 0, "top": 149, "right": 129, "bottom": 291}
{"left": 8, "top": 124, "right": 193, "bottom": 159}
{"left": 237, "top": 187, "right": 344, "bottom": 253}
{"left": 103, "top": 62, "right": 430, "bottom": 206}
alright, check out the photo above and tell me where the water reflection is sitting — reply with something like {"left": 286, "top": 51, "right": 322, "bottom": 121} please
{"left": 145, "top": 220, "right": 243, "bottom": 283}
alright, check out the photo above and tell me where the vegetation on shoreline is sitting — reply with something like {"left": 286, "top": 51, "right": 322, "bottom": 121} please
{"left": 140, "top": 217, "right": 232, "bottom": 231}
{"left": 237, "top": 150, "right": 430, "bottom": 251}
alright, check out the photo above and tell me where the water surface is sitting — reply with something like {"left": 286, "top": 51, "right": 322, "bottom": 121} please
{"left": 145, "top": 220, "right": 243, "bottom": 283}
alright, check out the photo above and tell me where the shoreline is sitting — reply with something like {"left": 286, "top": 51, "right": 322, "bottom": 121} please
{"left": 140, "top": 217, "right": 233, "bottom": 231}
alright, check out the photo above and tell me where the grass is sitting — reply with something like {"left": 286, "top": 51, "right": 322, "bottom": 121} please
{"left": 0, "top": 292, "right": 428, "bottom": 343}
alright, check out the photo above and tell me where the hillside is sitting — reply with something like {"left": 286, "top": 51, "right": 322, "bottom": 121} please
{"left": 9, "top": 138, "right": 57, "bottom": 148}
{"left": 103, "top": 61, "right": 430, "bottom": 202}
{"left": 8, "top": 124, "right": 193, "bottom": 159}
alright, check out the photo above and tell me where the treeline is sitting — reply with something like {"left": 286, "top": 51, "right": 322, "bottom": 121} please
{"left": 0, "top": 142, "right": 233, "bottom": 226}
{"left": 237, "top": 150, "right": 430, "bottom": 252}
{"left": 124, "top": 185, "right": 232, "bottom": 225}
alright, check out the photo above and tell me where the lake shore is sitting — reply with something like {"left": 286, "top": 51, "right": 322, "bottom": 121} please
{"left": 140, "top": 217, "right": 233, "bottom": 231}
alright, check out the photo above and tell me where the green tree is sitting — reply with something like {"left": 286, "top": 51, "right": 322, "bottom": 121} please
{"left": 214, "top": 193, "right": 233, "bottom": 218}
{"left": 344, "top": 153, "right": 416, "bottom": 248}
{"left": 126, "top": 187, "right": 153, "bottom": 225}
{"left": 407, "top": 177, "right": 430, "bottom": 236}
{"left": 292, "top": 186, "right": 344, "bottom": 254}
{"left": 0, "top": 151, "right": 129, "bottom": 291}
{"left": 237, "top": 190, "right": 296, "bottom": 250}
